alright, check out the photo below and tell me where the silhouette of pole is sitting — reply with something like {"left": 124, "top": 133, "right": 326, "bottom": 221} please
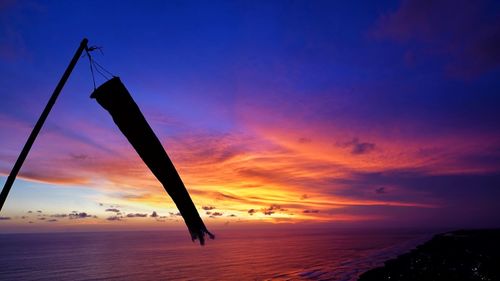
{"left": 0, "top": 38, "right": 88, "bottom": 212}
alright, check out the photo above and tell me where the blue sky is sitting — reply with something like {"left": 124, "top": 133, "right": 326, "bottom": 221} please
{"left": 1, "top": 0, "right": 499, "bottom": 231}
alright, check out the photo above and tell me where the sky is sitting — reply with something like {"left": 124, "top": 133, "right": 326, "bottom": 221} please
{"left": 0, "top": 0, "right": 499, "bottom": 232}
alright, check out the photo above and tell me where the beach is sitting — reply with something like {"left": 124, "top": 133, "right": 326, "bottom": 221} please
{"left": 359, "top": 229, "right": 500, "bottom": 281}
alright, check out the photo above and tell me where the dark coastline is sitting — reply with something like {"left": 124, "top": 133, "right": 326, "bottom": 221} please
{"left": 358, "top": 229, "right": 500, "bottom": 281}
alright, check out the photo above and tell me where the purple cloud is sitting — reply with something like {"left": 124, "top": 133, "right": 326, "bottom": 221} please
{"left": 338, "top": 138, "right": 376, "bottom": 155}
{"left": 69, "top": 212, "right": 93, "bottom": 219}
{"left": 126, "top": 213, "right": 148, "bottom": 218}
{"left": 107, "top": 216, "right": 121, "bottom": 221}
{"left": 262, "top": 204, "right": 287, "bottom": 215}
{"left": 373, "top": 0, "right": 500, "bottom": 78}
{"left": 51, "top": 214, "right": 68, "bottom": 218}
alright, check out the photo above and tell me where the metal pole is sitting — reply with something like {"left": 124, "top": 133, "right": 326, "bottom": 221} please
{"left": 0, "top": 38, "right": 88, "bottom": 211}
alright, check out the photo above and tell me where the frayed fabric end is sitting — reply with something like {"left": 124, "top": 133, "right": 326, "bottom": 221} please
{"left": 191, "top": 229, "right": 215, "bottom": 246}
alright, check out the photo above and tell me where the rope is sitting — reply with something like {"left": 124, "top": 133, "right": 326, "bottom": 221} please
{"left": 84, "top": 48, "right": 96, "bottom": 89}
{"left": 83, "top": 45, "right": 115, "bottom": 90}
{"left": 93, "top": 62, "right": 110, "bottom": 80}
{"left": 92, "top": 59, "right": 114, "bottom": 78}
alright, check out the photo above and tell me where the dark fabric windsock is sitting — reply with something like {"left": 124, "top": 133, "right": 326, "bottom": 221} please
{"left": 91, "top": 77, "right": 214, "bottom": 245}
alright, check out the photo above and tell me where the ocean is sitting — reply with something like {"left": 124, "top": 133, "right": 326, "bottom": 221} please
{"left": 0, "top": 228, "right": 432, "bottom": 281}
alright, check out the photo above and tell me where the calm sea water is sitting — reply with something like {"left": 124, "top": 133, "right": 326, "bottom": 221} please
{"left": 0, "top": 228, "right": 432, "bottom": 281}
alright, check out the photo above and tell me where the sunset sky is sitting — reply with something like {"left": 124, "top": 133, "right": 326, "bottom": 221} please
{"left": 1, "top": 0, "right": 499, "bottom": 232}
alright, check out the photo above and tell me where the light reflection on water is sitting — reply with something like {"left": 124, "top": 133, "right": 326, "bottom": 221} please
{"left": 0, "top": 228, "right": 432, "bottom": 280}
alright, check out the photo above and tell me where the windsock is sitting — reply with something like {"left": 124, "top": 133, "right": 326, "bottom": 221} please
{"left": 91, "top": 77, "right": 214, "bottom": 245}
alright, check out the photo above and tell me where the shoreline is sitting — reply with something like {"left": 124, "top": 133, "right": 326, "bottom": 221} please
{"left": 358, "top": 229, "right": 500, "bottom": 281}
